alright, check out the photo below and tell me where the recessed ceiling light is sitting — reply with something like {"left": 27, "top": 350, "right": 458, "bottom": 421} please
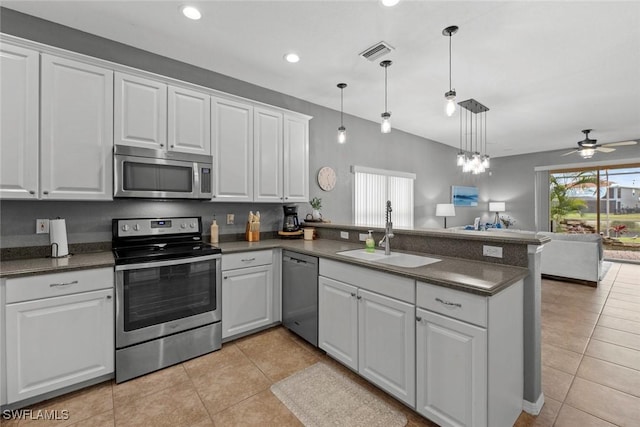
{"left": 381, "top": 0, "right": 400, "bottom": 7}
{"left": 284, "top": 53, "right": 300, "bottom": 63}
{"left": 180, "top": 5, "right": 201, "bottom": 20}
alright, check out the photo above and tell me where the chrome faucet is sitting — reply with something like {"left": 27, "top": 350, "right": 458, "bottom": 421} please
{"left": 379, "top": 200, "right": 394, "bottom": 255}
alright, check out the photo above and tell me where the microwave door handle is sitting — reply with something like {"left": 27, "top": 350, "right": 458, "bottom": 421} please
{"left": 193, "top": 162, "right": 200, "bottom": 197}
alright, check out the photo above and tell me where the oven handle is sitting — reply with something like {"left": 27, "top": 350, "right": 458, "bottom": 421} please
{"left": 115, "top": 254, "right": 221, "bottom": 271}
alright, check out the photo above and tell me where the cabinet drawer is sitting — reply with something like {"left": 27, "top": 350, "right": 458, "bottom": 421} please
{"left": 6, "top": 267, "right": 113, "bottom": 304}
{"left": 222, "top": 250, "right": 272, "bottom": 270}
{"left": 417, "top": 281, "right": 487, "bottom": 327}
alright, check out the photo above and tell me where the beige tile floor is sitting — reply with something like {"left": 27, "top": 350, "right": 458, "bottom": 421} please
{"left": 3, "top": 261, "right": 639, "bottom": 427}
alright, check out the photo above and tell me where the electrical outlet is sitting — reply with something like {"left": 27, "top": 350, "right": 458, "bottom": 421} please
{"left": 340, "top": 231, "right": 349, "bottom": 239}
{"left": 483, "top": 245, "right": 503, "bottom": 258}
{"left": 359, "top": 233, "right": 368, "bottom": 241}
{"left": 36, "top": 219, "right": 50, "bottom": 234}
{"left": 226, "top": 214, "right": 234, "bottom": 225}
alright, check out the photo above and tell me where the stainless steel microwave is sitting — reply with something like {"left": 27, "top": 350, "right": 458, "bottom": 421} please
{"left": 114, "top": 145, "right": 213, "bottom": 199}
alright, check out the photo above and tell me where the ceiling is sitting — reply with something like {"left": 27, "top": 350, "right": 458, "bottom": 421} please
{"left": 3, "top": 0, "right": 640, "bottom": 158}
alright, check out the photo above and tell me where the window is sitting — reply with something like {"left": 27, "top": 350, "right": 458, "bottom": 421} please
{"left": 352, "top": 165, "right": 415, "bottom": 228}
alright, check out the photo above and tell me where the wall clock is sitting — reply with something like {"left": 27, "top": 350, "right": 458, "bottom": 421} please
{"left": 317, "top": 166, "right": 337, "bottom": 191}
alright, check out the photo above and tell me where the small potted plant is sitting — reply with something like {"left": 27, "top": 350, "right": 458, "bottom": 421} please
{"left": 500, "top": 215, "right": 516, "bottom": 229}
{"left": 309, "top": 197, "right": 322, "bottom": 220}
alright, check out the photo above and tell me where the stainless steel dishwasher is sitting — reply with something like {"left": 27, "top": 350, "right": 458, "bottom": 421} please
{"left": 282, "top": 251, "right": 318, "bottom": 347}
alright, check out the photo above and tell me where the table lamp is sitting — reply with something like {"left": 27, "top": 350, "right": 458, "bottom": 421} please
{"left": 435, "top": 203, "right": 456, "bottom": 228}
{"left": 489, "top": 202, "right": 506, "bottom": 225}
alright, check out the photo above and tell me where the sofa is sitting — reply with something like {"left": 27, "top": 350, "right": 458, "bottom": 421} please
{"left": 537, "top": 231, "right": 603, "bottom": 286}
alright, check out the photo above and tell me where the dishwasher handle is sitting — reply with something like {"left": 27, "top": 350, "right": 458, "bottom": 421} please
{"left": 283, "top": 251, "right": 318, "bottom": 267}
{"left": 284, "top": 256, "right": 308, "bottom": 265}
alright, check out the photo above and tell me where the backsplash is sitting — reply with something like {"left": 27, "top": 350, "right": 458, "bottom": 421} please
{"left": 0, "top": 200, "right": 288, "bottom": 249}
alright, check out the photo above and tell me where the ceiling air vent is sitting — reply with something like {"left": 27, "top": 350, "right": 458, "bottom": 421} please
{"left": 359, "top": 41, "right": 394, "bottom": 62}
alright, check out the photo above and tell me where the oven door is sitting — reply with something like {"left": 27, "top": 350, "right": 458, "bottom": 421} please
{"left": 115, "top": 254, "right": 221, "bottom": 348}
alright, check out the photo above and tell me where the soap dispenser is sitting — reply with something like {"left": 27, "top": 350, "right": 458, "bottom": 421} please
{"left": 210, "top": 215, "right": 219, "bottom": 244}
{"left": 365, "top": 230, "right": 375, "bottom": 253}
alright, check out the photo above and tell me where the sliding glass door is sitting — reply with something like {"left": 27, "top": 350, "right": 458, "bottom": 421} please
{"left": 549, "top": 164, "right": 640, "bottom": 260}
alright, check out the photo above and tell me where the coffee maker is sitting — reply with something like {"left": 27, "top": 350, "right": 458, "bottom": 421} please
{"left": 282, "top": 205, "right": 300, "bottom": 232}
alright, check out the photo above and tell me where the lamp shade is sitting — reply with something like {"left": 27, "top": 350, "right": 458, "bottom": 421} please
{"left": 489, "top": 202, "right": 506, "bottom": 212}
{"left": 436, "top": 203, "right": 456, "bottom": 217}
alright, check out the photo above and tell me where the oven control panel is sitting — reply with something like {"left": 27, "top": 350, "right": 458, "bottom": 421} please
{"left": 115, "top": 217, "right": 200, "bottom": 237}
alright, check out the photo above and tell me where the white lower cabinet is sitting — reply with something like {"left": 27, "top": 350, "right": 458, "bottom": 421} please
{"left": 4, "top": 268, "right": 114, "bottom": 404}
{"left": 415, "top": 280, "right": 524, "bottom": 427}
{"left": 416, "top": 308, "right": 487, "bottom": 427}
{"left": 318, "top": 260, "right": 415, "bottom": 407}
{"left": 221, "top": 250, "right": 277, "bottom": 339}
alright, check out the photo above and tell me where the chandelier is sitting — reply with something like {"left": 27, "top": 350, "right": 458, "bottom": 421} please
{"left": 456, "top": 99, "right": 490, "bottom": 174}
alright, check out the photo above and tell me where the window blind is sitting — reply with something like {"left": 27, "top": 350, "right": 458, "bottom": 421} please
{"left": 352, "top": 166, "right": 415, "bottom": 228}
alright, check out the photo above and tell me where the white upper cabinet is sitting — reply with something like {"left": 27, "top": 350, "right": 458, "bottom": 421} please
{"left": 40, "top": 54, "right": 113, "bottom": 200}
{"left": 0, "top": 44, "right": 39, "bottom": 199}
{"left": 168, "top": 86, "right": 211, "bottom": 155}
{"left": 283, "top": 114, "right": 309, "bottom": 202}
{"left": 115, "top": 74, "right": 210, "bottom": 155}
{"left": 114, "top": 72, "right": 167, "bottom": 150}
{"left": 254, "top": 107, "right": 284, "bottom": 202}
{"left": 211, "top": 97, "right": 254, "bottom": 201}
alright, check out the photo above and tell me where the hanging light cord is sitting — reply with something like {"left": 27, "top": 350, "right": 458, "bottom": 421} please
{"left": 384, "top": 66, "right": 388, "bottom": 112}
{"left": 340, "top": 87, "right": 344, "bottom": 127}
{"left": 448, "top": 33, "right": 452, "bottom": 91}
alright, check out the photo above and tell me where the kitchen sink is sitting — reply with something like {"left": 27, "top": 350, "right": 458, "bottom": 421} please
{"left": 336, "top": 249, "right": 441, "bottom": 268}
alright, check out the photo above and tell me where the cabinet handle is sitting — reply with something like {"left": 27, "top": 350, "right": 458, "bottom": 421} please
{"left": 29, "top": 190, "right": 35, "bottom": 194}
{"left": 50, "top": 280, "right": 78, "bottom": 288}
{"left": 435, "top": 297, "right": 462, "bottom": 308}
{"left": 416, "top": 316, "right": 422, "bottom": 322}
{"left": 224, "top": 276, "right": 228, "bottom": 279}
{"left": 160, "top": 144, "right": 164, "bottom": 147}
{"left": 106, "top": 295, "right": 112, "bottom": 300}
{"left": 170, "top": 145, "right": 174, "bottom": 148}
{"left": 357, "top": 295, "right": 362, "bottom": 300}
{"left": 43, "top": 190, "right": 49, "bottom": 195}
{"left": 241, "top": 258, "right": 256, "bottom": 262}
{"left": 285, "top": 197, "right": 289, "bottom": 200}
{"left": 350, "top": 292, "right": 356, "bottom": 297}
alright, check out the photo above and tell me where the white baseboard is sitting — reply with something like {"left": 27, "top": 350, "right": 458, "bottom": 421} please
{"left": 522, "top": 393, "right": 545, "bottom": 415}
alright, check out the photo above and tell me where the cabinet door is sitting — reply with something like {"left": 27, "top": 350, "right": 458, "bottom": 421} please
{"left": 358, "top": 289, "right": 415, "bottom": 406}
{"left": 222, "top": 264, "right": 273, "bottom": 339}
{"left": 40, "top": 54, "right": 113, "bottom": 200}
{"left": 211, "top": 97, "right": 253, "bottom": 201}
{"left": 168, "top": 86, "right": 211, "bottom": 155}
{"left": 254, "top": 107, "right": 283, "bottom": 202}
{"left": 416, "top": 308, "right": 487, "bottom": 427}
{"left": 5, "top": 289, "right": 114, "bottom": 404}
{"left": 0, "top": 44, "right": 39, "bottom": 199}
{"left": 283, "top": 115, "right": 309, "bottom": 202}
{"left": 318, "top": 276, "right": 358, "bottom": 370}
{"left": 114, "top": 72, "right": 167, "bottom": 150}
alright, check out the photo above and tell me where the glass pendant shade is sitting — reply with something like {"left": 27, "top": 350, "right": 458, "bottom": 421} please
{"left": 445, "top": 91, "right": 456, "bottom": 117}
{"left": 381, "top": 112, "right": 391, "bottom": 134}
{"left": 456, "top": 152, "right": 465, "bottom": 166}
{"left": 337, "top": 126, "right": 346, "bottom": 144}
{"left": 481, "top": 155, "right": 490, "bottom": 168}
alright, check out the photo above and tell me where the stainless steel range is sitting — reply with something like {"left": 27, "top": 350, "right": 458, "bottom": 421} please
{"left": 112, "top": 217, "right": 222, "bottom": 383}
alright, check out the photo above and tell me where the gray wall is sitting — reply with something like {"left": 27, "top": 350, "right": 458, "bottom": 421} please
{"left": 489, "top": 146, "right": 640, "bottom": 231}
{"left": 1, "top": 8, "right": 495, "bottom": 248}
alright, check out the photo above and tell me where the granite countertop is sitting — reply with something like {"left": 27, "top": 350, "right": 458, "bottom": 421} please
{"left": 1, "top": 238, "right": 529, "bottom": 296}
{"left": 0, "top": 251, "right": 115, "bottom": 278}
{"left": 218, "top": 239, "right": 528, "bottom": 296}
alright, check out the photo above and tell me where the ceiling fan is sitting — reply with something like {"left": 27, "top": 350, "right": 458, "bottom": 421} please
{"left": 562, "top": 129, "right": 638, "bottom": 159}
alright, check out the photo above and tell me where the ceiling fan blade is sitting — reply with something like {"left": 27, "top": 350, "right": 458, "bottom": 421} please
{"left": 596, "top": 146, "right": 616, "bottom": 153}
{"left": 602, "top": 140, "right": 638, "bottom": 147}
{"left": 561, "top": 150, "right": 578, "bottom": 156}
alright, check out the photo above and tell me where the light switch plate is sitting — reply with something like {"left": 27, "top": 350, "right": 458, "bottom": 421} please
{"left": 359, "top": 233, "right": 368, "bottom": 241}
{"left": 483, "top": 245, "right": 503, "bottom": 258}
{"left": 226, "top": 214, "right": 234, "bottom": 225}
{"left": 340, "top": 231, "right": 349, "bottom": 239}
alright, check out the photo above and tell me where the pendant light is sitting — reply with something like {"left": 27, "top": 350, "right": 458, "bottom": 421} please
{"left": 337, "top": 83, "right": 347, "bottom": 144}
{"left": 380, "top": 60, "right": 392, "bottom": 134}
{"left": 457, "top": 98, "right": 490, "bottom": 174}
{"left": 442, "top": 26, "right": 458, "bottom": 117}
